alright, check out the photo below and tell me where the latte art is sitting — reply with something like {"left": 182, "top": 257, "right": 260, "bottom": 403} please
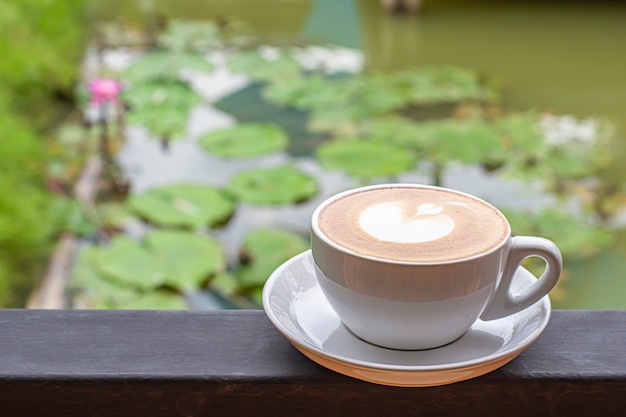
{"left": 317, "top": 186, "right": 510, "bottom": 263}
{"left": 358, "top": 202, "right": 455, "bottom": 243}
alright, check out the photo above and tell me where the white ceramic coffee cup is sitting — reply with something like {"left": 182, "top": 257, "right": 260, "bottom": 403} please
{"left": 310, "top": 184, "right": 562, "bottom": 350}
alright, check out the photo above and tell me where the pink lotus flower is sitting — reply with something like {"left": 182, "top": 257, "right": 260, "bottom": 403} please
{"left": 88, "top": 78, "right": 122, "bottom": 105}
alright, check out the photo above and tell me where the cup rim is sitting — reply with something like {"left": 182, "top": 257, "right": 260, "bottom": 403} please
{"left": 311, "top": 183, "right": 512, "bottom": 266}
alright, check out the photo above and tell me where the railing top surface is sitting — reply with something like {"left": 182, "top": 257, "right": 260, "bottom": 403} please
{"left": 2, "top": 309, "right": 626, "bottom": 417}
{"left": 1, "top": 309, "right": 625, "bottom": 382}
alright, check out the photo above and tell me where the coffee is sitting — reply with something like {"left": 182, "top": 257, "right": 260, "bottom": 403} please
{"left": 317, "top": 186, "right": 509, "bottom": 263}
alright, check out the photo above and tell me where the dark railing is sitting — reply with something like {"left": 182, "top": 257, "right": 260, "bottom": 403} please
{"left": 1, "top": 309, "right": 625, "bottom": 416}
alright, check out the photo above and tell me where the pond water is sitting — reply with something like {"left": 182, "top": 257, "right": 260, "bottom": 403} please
{"left": 88, "top": 0, "right": 626, "bottom": 309}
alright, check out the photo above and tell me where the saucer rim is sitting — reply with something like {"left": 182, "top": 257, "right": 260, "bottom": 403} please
{"left": 262, "top": 250, "right": 552, "bottom": 373}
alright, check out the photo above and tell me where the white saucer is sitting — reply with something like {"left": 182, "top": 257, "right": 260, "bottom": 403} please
{"left": 262, "top": 250, "right": 552, "bottom": 387}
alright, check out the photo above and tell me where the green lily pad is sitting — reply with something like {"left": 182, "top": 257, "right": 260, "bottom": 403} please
{"left": 361, "top": 116, "right": 424, "bottom": 147}
{"left": 263, "top": 73, "right": 341, "bottom": 109}
{"left": 228, "top": 165, "right": 318, "bottom": 205}
{"left": 96, "top": 230, "right": 225, "bottom": 292}
{"left": 266, "top": 73, "right": 407, "bottom": 122}
{"left": 112, "top": 291, "right": 189, "bottom": 310}
{"left": 227, "top": 49, "right": 301, "bottom": 82}
{"left": 209, "top": 272, "right": 240, "bottom": 297}
{"left": 395, "top": 66, "right": 499, "bottom": 105}
{"left": 127, "top": 106, "right": 189, "bottom": 140}
{"left": 123, "top": 80, "right": 201, "bottom": 140}
{"left": 96, "top": 202, "right": 134, "bottom": 230}
{"left": 198, "top": 123, "right": 288, "bottom": 158}
{"left": 96, "top": 236, "right": 164, "bottom": 290}
{"left": 147, "top": 230, "right": 225, "bottom": 290}
{"left": 70, "top": 246, "right": 145, "bottom": 308}
{"left": 424, "top": 119, "right": 503, "bottom": 165}
{"left": 125, "top": 51, "right": 214, "bottom": 82}
{"left": 71, "top": 246, "right": 117, "bottom": 295}
{"left": 316, "top": 139, "right": 416, "bottom": 179}
{"left": 503, "top": 208, "right": 613, "bottom": 258}
{"left": 123, "top": 80, "right": 201, "bottom": 110}
{"left": 158, "top": 19, "right": 223, "bottom": 52}
{"left": 237, "top": 229, "right": 309, "bottom": 288}
{"left": 128, "top": 184, "right": 236, "bottom": 228}
{"left": 495, "top": 112, "right": 546, "bottom": 154}
{"left": 372, "top": 118, "right": 502, "bottom": 166}
{"left": 340, "top": 73, "right": 410, "bottom": 117}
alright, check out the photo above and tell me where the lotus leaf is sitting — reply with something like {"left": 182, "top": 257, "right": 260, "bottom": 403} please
{"left": 146, "top": 230, "right": 225, "bottom": 290}
{"left": 123, "top": 80, "right": 201, "bottom": 111}
{"left": 127, "top": 106, "right": 189, "bottom": 140}
{"left": 237, "top": 229, "right": 309, "bottom": 288}
{"left": 158, "top": 19, "right": 223, "bottom": 52}
{"left": 96, "top": 236, "right": 165, "bottom": 290}
{"left": 361, "top": 117, "right": 426, "bottom": 148}
{"left": 210, "top": 272, "right": 240, "bottom": 297}
{"left": 128, "top": 184, "right": 235, "bottom": 228}
{"left": 396, "top": 66, "right": 499, "bottom": 104}
{"left": 96, "top": 230, "right": 225, "bottom": 291}
{"left": 199, "top": 123, "right": 288, "bottom": 158}
{"left": 503, "top": 208, "right": 613, "bottom": 258}
{"left": 495, "top": 113, "right": 546, "bottom": 154}
{"left": 208, "top": 273, "right": 260, "bottom": 309}
{"left": 227, "top": 50, "right": 300, "bottom": 82}
{"left": 70, "top": 245, "right": 150, "bottom": 308}
{"left": 263, "top": 74, "right": 342, "bottom": 109}
{"left": 123, "top": 80, "right": 200, "bottom": 139}
{"left": 228, "top": 165, "right": 318, "bottom": 204}
{"left": 113, "top": 291, "right": 189, "bottom": 310}
{"left": 384, "top": 118, "right": 501, "bottom": 166}
{"left": 426, "top": 119, "right": 503, "bottom": 165}
{"left": 267, "top": 73, "right": 408, "bottom": 122}
{"left": 96, "top": 202, "right": 134, "bottom": 230}
{"left": 125, "top": 51, "right": 214, "bottom": 82}
{"left": 70, "top": 246, "right": 125, "bottom": 298}
{"left": 317, "top": 140, "right": 416, "bottom": 179}
{"left": 340, "top": 74, "right": 410, "bottom": 117}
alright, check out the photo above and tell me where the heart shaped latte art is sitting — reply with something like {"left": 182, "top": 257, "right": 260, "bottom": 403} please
{"left": 358, "top": 202, "right": 455, "bottom": 243}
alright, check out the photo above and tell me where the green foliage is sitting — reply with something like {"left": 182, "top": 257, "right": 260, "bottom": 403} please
{"left": 0, "top": 0, "right": 89, "bottom": 306}
{"left": 263, "top": 67, "right": 499, "bottom": 135}
{"left": 158, "top": 20, "right": 224, "bottom": 52}
{"left": 128, "top": 184, "right": 236, "bottom": 228}
{"left": 228, "top": 165, "right": 319, "bottom": 205}
{"left": 125, "top": 51, "right": 214, "bottom": 82}
{"left": 199, "top": 123, "right": 289, "bottom": 158}
{"left": 236, "top": 229, "right": 309, "bottom": 288}
{"left": 54, "top": 18, "right": 626, "bottom": 311}
{"left": 394, "top": 66, "right": 499, "bottom": 105}
{"left": 263, "top": 73, "right": 335, "bottom": 109}
{"left": 123, "top": 80, "right": 202, "bottom": 109}
{"left": 70, "top": 246, "right": 189, "bottom": 309}
{"left": 159, "top": 18, "right": 253, "bottom": 52}
{"left": 0, "top": 0, "right": 88, "bottom": 122}
{"left": 123, "top": 80, "right": 201, "bottom": 140}
{"left": 317, "top": 140, "right": 416, "bottom": 179}
{"left": 0, "top": 96, "right": 65, "bottom": 307}
{"left": 265, "top": 72, "right": 408, "bottom": 124}
{"left": 227, "top": 49, "right": 301, "bottom": 82}
{"left": 503, "top": 208, "right": 613, "bottom": 259}
{"left": 121, "top": 24, "right": 220, "bottom": 142}
{"left": 408, "top": 118, "right": 503, "bottom": 165}
{"left": 96, "top": 230, "right": 225, "bottom": 292}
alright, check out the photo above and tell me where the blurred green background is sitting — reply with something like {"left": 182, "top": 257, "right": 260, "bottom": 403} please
{"left": 1, "top": 0, "right": 625, "bottom": 309}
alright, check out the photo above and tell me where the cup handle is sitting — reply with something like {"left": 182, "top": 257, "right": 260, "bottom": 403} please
{"left": 480, "top": 236, "right": 563, "bottom": 321}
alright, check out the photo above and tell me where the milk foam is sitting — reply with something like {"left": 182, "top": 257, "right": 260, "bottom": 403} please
{"left": 358, "top": 202, "right": 455, "bottom": 243}
{"left": 317, "top": 186, "right": 510, "bottom": 263}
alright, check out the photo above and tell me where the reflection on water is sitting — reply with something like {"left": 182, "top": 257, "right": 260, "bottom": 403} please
{"left": 93, "top": 0, "right": 626, "bottom": 309}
